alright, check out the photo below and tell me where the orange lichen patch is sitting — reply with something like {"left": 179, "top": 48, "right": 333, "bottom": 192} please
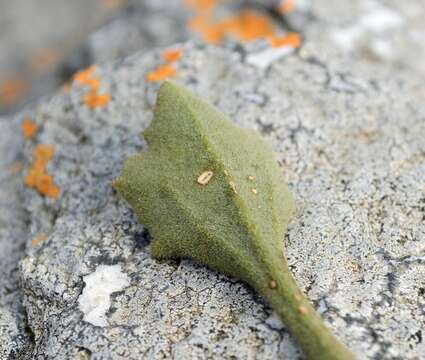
{"left": 73, "top": 65, "right": 110, "bottom": 109}
{"left": 25, "top": 170, "right": 60, "bottom": 199}
{"left": 33, "top": 144, "right": 55, "bottom": 161}
{"left": 189, "top": 9, "right": 276, "bottom": 44}
{"left": 146, "top": 64, "right": 177, "bottom": 82}
{"left": 76, "top": 74, "right": 101, "bottom": 92}
{"left": 31, "top": 233, "right": 47, "bottom": 246}
{"left": 188, "top": 14, "right": 224, "bottom": 44}
{"left": 30, "top": 48, "right": 62, "bottom": 74}
{"left": 185, "top": 1, "right": 300, "bottom": 50}
{"left": 188, "top": 12, "right": 210, "bottom": 29}
{"left": 25, "top": 144, "right": 60, "bottom": 199}
{"left": 269, "top": 32, "right": 301, "bottom": 48}
{"left": 83, "top": 91, "right": 111, "bottom": 109}
{"left": 36, "top": 174, "right": 60, "bottom": 198}
{"left": 184, "top": 0, "right": 217, "bottom": 12}
{"left": 83, "top": 77, "right": 101, "bottom": 92}
{"left": 22, "top": 118, "right": 38, "bottom": 139}
{"left": 25, "top": 169, "right": 60, "bottom": 199}
{"left": 277, "top": 0, "right": 296, "bottom": 15}
{"left": 72, "top": 65, "right": 97, "bottom": 85}
{"left": 0, "top": 76, "right": 28, "bottom": 107}
{"left": 222, "top": 10, "right": 275, "bottom": 42}
{"left": 162, "top": 48, "right": 183, "bottom": 63}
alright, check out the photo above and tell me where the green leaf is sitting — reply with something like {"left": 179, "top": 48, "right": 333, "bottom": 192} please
{"left": 114, "top": 81, "right": 355, "bottom": 360}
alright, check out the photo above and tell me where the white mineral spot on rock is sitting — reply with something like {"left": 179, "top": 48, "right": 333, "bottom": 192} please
{"left": 332, "top": 4, "right": 404, "bottom": 54}
{"left": 332, "top": 27, "right": 364, "bottom": 51}
{"left": 359, "top": 6, "right": 404, "bottom": 33}
{"left": 78, "top": 264, "right": 130, "bottom": 327}
{"left": 369, "top": 39, "right": 396, "bottom": 60}
{"left": 246, "top": 46, "right": 295, "bottom": 69}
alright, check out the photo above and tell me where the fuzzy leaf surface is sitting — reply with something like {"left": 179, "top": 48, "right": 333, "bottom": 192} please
{"left": 115, "top": 81, "right": 294, "bottom": 286}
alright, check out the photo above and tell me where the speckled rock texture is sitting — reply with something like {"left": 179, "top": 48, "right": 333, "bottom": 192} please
{"left": 86, "top": 0, "right": 191, "bottom": 65}
{"left": 6, "top": 41, "right": 422, "bottom": 359}
{"left": 2, "top": 0, "right": 424, "bottom": 114}
{"left": 0, "top": 117, "right": 31, "bottom": 359}
{"left": 304, "top": 0, "right": 425, "bottom": 77}
{"left": 88, "top": 0, "right": 425, "bottom": 77}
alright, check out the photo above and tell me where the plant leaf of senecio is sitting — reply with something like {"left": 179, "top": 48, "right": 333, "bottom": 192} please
{"left": 114, "top": 82, "right": 356, "bottom": 360}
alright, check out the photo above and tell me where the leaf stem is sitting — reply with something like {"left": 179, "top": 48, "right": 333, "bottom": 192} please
{"left": 256, "top": 257, "right": 356, "bottom": 360}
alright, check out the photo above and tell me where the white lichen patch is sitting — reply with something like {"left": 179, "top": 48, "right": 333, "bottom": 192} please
{"left": 246, "top": 46, "right": 295, "bottom": 69}
{"left": 78, "top": 264, "right": 130, "bottom": 327}
{"left": 331, "top": 3, "right": 404, "bottom": 60}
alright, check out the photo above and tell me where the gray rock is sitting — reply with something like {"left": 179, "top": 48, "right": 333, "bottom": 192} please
{"left": 0, "top": 117, "right": 32, "bottom": 358}
{"left": 0, "top": 0, "right": 120, "bottom": 114}
{"left": 86, "top": 1, "right": 191, "bottom": 65}
{"left": 3, "top": 0, "right": 423, "bottom": 115}
{"left": 85, "top": 0, "right": 284, "bottom": 65}
{"left": 14, "top": 42, "right": 425, "bottom": 359}
{"left": 300, "top": 0, "right": 425, "bottom": 77}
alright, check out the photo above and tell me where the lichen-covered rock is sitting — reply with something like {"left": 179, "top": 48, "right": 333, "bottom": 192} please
{"left": 0, "top": 117, "right": 32, "bottom": 359}
{"left": 86, "top": 0, "right": 192, "bottom": 65}
{"left": 12, "top": 41, "right": 425, "bottom": 359}
{"left": 304, "top": 0, "right": 425, "bottom": 76}
{"left": 2, "top": 0, "right": 424, "bottom": 115}
{"left": 88, "top": 0, "right": 425, "bottom": 77}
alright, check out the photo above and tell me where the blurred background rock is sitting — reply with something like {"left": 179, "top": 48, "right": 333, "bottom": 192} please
{"left": 2, "top": 0, "right": 424, "bottom": 115}
{"left": 0, "top": 0, "right": 124, "bottom": 113}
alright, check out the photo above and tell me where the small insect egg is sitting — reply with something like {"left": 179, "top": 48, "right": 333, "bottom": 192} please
{"left": 251, "top": 188, "right": 258, "bottom": 194}
{"left": 248, "top": 175, "right": 255, "bottom": 181}
{"left": 229, "top": 181, "right": 237, "bottom": 194}
{"left": 298, "top": 305, "right": 308, "bottom": 315}
{"left": 197, "top": 170, "right": 214, "bottom": 185}
{"left": 269, "top": 280, "right": 277, "bottom": 289}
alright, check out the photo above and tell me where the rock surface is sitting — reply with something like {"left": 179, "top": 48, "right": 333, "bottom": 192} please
{"left": 2, "top": 0, "right": 424, "bottom": 114}
{"left": 7, "top": 41, "right": 423, "bottom": 359}
{"left": 0, "top": 116, "right": 31, "bottom": 359}
{"left": 304, "top": 0, "right": 425, "bottom": 77}
{"left": 87, "top": 0, "right": 425, "bottom": 77}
